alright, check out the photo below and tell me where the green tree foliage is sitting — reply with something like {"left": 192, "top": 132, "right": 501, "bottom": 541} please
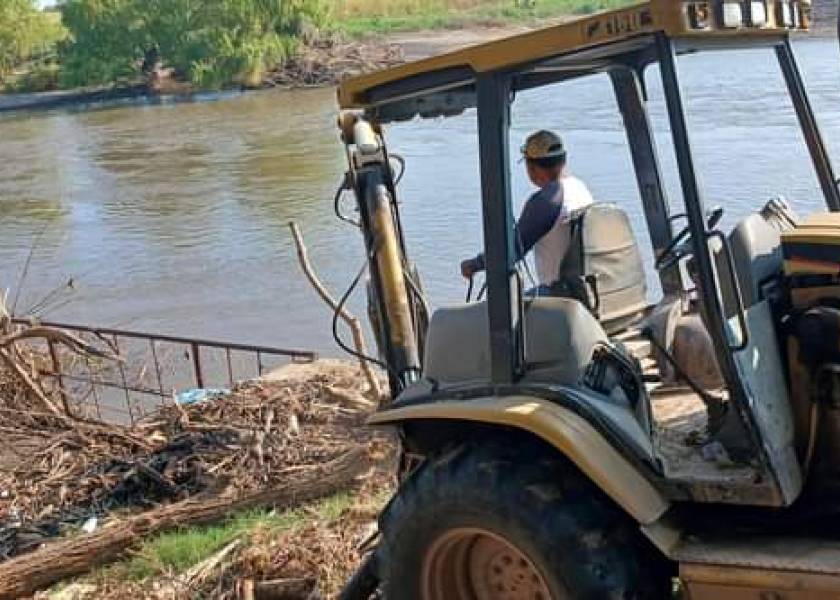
{"left": 0, "top": 0, "right": 65, "bottom": 80}
{"left": 58, "top": 0, "right": 330, "bottom": 89}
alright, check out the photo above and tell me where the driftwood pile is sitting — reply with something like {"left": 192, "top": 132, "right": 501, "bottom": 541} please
{"left": 0, "top": 359, "right": 392, "bottom": 599}
{"left": 267, "top": 37, "right": 405, "bottom": 87}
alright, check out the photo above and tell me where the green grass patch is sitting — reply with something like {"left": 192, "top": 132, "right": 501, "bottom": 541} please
{"left": 98, "top": 491, "right": 357, "bottom": 583}
{"left": 335, "top": 0, "right": 635, "bottom": 36}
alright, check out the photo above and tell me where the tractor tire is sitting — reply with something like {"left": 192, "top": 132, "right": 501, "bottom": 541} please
{"left": 376, "top": 438, "right": 671, "bottom": 600}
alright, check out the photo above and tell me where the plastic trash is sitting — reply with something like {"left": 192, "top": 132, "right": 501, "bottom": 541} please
{"left": 82, "top": 516, "right": 98, "bottom": 534}
{"left": 175, "top": 388, "right": 229, "bottom": 405}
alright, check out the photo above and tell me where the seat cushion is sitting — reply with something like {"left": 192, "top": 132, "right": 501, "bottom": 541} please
{"left": 423, "top": 298, "right": 607, "bottom": 385}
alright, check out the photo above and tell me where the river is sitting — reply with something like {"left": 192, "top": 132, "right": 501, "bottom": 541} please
{"left": 1, "top": 37, "right": 839, "bottom": 356}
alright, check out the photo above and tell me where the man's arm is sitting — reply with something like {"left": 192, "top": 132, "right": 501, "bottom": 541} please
{"left": 463, "top": 186, "right": 562, "bottom": 274}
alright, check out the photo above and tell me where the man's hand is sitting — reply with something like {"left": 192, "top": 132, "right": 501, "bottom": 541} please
{"left": 460, "top": 258, "right": 478, "bottom": 279}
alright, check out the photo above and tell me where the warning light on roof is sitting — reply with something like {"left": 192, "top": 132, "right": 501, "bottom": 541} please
{"left": 748, "top": 0, "right": 768, "bottom": 25}
{"left": 685, "top": 0, "right": 808, "bottom": 30}
{"left": 721, "top": 1, "right": 743, "bottom": 27}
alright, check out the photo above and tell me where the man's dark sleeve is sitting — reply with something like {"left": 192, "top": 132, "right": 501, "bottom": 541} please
{"left": 468, "top": 188, "right": 562, "bottom": 271}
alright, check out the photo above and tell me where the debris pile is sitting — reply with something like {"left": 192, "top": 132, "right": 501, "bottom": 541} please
{"left": 267, "top": 37, "right": 405, "bottom": 87}
{"left": 0, "top": 360, "right": 394, "bottom": 599}
{"left": 83, "top": 464, "right": 389, "bottom": 599}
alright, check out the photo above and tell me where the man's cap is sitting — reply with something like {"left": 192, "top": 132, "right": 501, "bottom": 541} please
{"left": 521, "top": 130, "right": 566, "bottom": 161}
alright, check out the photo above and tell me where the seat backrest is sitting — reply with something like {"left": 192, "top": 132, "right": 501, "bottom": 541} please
{"left": 423, "top": 297, "right": 607, "bottom": 386}
{"left": 718, "top": 214, "right": 784, "bottom": 316}
{"left": 560, "top": 203, "right": 648, "bottom": 334}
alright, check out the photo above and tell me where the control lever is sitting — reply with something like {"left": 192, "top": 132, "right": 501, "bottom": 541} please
{"left": 641, "top": 326, "right": 728, "bottom": 437}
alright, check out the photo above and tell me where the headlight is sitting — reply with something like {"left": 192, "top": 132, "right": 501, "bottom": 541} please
{"left": 748, "top": 0, "right": 768, "bottom": 26}
{"left": 721, "top": 1, "right": 744, "bottom": 27}
{"left": 688, "top": 2, "right": 712, "bottom": 28}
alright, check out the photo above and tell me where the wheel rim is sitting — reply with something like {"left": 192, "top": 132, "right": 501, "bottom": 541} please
{"left": 421, "top": 527, "right": 556, "bottom": 600}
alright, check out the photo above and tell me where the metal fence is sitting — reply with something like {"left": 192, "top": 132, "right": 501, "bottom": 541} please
{"left": 10, "top": 318, "right": 318, "bottom": 425}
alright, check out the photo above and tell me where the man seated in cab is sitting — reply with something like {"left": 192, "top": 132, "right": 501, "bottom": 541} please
{"left": 460, "top": 130, "right": 594, "bottom": 294}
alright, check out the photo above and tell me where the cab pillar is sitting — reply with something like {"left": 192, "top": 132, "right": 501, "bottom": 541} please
{"left": 476, "top": 72, "right": 522, "bottom": 384}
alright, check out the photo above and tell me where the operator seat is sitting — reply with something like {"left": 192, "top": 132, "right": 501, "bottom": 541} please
{"left": 557, "top": 203, "right": 648, "bottom": 334}
{"left": 423, "top": 297, "right": 608, "bottom": 386}
{"left": 716, "top": 212, "right": 791, "bottom": 318}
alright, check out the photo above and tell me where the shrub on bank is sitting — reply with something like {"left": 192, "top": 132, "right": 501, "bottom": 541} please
{"left": 58, "top": 0, "right": 331, "bottom": 89}
{"left": 0, "top": 1, "right": 66, "bottom": 83}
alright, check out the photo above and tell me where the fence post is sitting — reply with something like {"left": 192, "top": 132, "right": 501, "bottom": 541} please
{"left": 191, "top": 342, "right": 204, "bottom": 388}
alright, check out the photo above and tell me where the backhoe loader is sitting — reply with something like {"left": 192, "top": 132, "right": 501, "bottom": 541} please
{"left": 335, "top": 1, "right": 840, "bottom": 597}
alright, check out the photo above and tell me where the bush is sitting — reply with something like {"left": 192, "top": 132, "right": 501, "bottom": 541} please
{"left": 0, "top": 0, "right": 65, "bottom": 81}
{"left": 6, "top": 59, "right": 61, "bottom": 92}
{"left": 58, "top": 0, "right": 331, "bottom": 89}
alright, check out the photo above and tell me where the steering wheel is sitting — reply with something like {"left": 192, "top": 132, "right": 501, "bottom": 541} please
{"left": 654, "top": 206, "right": 724, "bottom": 272}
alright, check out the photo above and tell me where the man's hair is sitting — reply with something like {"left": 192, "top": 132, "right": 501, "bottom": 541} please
{"left": 527, "top": 153, "right": 566, "bottom": 171}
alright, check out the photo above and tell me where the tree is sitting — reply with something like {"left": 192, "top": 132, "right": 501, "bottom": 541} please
{"left": 0, "top": 0, "right": 61, "bottom": 80}
{"left": 58, "top": 0, "right": 330, "bottom": 89}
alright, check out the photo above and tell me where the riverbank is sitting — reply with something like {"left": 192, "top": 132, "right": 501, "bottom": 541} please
{"left": 3, "top": 23, "right": 835, "bottom": 115}
{"left": 0, "top": 19, "right": 574, "bottom": 115}
{"left": 0, "top": 34, "right": 406, "bottom": 114}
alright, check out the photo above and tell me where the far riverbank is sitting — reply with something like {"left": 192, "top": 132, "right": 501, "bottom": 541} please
{"left": 0, "top": 22, "right": 557, "bottom": 115}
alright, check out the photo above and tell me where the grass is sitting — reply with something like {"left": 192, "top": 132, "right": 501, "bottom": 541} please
{"left": 335, "top": 0, "right": 636, "bottom": 36}
{"left": 98, "top": 491, "right": 357, "bottom": 582}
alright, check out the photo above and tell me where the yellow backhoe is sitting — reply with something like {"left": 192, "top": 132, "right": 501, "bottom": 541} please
{"left": 335, "top": 1, "right": 840, "bottom": 597}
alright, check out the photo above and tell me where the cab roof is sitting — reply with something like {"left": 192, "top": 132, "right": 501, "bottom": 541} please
{"left": 337, "top": 0, "right": 808, "bottom": 123}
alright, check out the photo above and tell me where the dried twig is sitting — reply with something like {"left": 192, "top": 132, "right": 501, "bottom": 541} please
{"left": 288, "top": 222, "right": 381, "bottom": 401}
{"left": 0, "top": 326, "right": 122, "bottom": 361}
{"left": 0, "top": 346, "right": 62, "bottom": 415}
{"left": 184, "top": 538, "right": 241, "bottom": 586}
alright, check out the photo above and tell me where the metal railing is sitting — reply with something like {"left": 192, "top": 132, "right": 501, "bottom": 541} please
{"left": 10, "top": 318, "right": 318, "bottom": 424}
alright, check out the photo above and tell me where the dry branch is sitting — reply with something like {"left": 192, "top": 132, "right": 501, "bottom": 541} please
{"left": 288, "top": 222, "right": 381, "bottom": 400}
{"left": 0, "top": 448, "right": 367, "bottom": 600}
{"left": 0, "top": 346, "right": 62, "bottom": 415}
{"left": 0, "top": 326, "right": 122, "bottom": 361}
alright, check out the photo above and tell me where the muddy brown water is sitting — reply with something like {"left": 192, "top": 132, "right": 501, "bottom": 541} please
{"left": 1, "top": 38, "right": 839, "bottom": 356}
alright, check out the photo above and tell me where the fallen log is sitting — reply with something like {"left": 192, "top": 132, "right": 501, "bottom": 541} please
{"left": 0, "top": 448, "right": 366, "bottom": 600}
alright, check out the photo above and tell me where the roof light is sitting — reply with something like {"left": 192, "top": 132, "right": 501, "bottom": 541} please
{"left": 721, "top": 1, "right": 743, "bottom": 27}
{"left": 748, "top": 0, "right": 767, "bottom": 26}
{"left": 688, "top": 2, "right": 712, "bottom": 29}
{"left": 778, "top": 0, "right": 794, "bottom": 27}
{"left": 798, "top": 1, "right": 811, "bottom": 28}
